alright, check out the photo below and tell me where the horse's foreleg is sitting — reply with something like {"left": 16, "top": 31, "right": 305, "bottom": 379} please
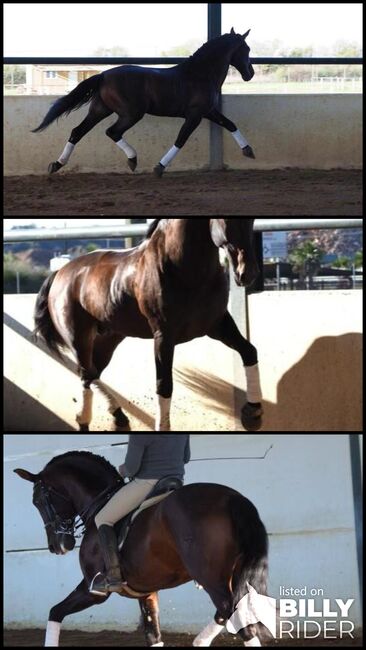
{"left": 208, "top": 311, "right": 263, "bottom": 431}
{"left": 206, "top": 109, "right": 255, "bottom": 159}
{"left": 76, "top": 386, "right": 94, "bottom": 431}
{"left": 92, "top": 334, "right": 130, "bottom": 430}
{"left": 154, "top": 113, "right": 202, "bottom": 177}
{"left": 153, "top": 330, "right": 175, "bottom": 430}
{"left": 45, "top": 579, "right": 109, "bottom": 646}
{"left": 139, "top": 593, "right": 164, "bottom": 647}
{"left": 48, "top": 97, "right": 112, "bottom": 174}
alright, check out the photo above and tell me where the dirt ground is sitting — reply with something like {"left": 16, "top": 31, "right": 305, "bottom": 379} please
{"left": 3, "top": 170, "right": 362, "bottom": 216}
{"left": 3, "top": 629, "right": 363, "bottom": 647}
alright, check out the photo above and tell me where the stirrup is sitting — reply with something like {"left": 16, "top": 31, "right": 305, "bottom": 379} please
{"left": 89, "top": 572, "right": 126, "bottom": 596}
{"left": 89, "top": 572, "right": 108, "bottom": 597}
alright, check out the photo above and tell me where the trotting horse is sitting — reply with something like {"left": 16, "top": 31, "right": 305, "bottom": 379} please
{"left": 15, "top": 450, "right": 269, "bottom": 647}
{"left": 32, "top": 28, "right": 255, "bottom": 176}
{"left": 34, "top": 219, "right": 263, "bottom": 432}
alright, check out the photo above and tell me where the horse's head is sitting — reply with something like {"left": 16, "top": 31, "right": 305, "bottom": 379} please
{"left": 14, "top": 468, "right": 76, "bottom": 555}
{"left": 229, "top": 28, "right": 254, "bottom": 82}
{"left": 210, "top": 218, "right": 259, "bottom": 287}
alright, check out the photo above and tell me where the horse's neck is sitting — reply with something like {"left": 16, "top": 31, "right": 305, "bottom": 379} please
{"left": 60, "top": 466, "right": 116, "bottom": 514}
{"left": 164, "top": 220, "right": 219, "bottom": 275}
{"left": 185, "top": 38, "right": 233, "bottom": 88}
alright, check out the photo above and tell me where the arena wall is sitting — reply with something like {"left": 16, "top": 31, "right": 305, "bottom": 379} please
{"left": 4, "top": 291, "right": 362, "bottom": 432}
{"left": 4, "top": 94, "right": 362, "bottom": 175}
{"left": 4, "top": 434, "right": 362, "bottom": 631}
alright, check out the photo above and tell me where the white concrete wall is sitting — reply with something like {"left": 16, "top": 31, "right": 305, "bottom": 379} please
{"left": 4, "top": 94, "right": 362, "bottom": 175}
{"left": 4, "top": 291, "right": 363, "bottom": 432}
{"left": 4, "top": 434, "right": 361, "bottom": 631}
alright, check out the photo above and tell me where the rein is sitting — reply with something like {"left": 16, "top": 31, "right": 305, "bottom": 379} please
{"left": 35, "top": 479, "right": 124, "bottom": 539}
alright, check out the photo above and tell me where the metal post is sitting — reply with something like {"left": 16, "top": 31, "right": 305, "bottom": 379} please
{"left": 349, "top": 435, "right": 363, "bottom": 605}
{"left": 207, "top": 3, "right": 223, "bottom": 170}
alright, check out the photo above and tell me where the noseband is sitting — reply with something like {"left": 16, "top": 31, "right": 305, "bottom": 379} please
{"left": 33, "top": 479, "right": 124, "bottom": 539}
{"left": 33, "top": 481, "right": 75, "bottom": 537}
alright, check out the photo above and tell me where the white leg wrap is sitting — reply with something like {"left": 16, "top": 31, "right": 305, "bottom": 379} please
{"left": 76, "top": 388, "right": 93, "bottom": 425}
{"left": 155, "top": 396, "right": 171, "bottom": 431}
{"left": 245, "top": 364, "right": 263, "bottom": 403}
{"left": 57, "top": 141, "right": 75, "bottom": 165}
{"left": 244, "top": 637, "right": 261, "bottom": 647}
{"left": 232, "top": 129, "right": 249, "bottom": 149}
{"left": 45, "top": 621, "right": 61, "bottom": 647}
{"left": 151, "top": 644, "right": 164, "bottom": 647}
{"left": 193, "top": 621, "right": 225, "bottom": 647}
{"left": 160, "top": 145, "right": 180, "bottom": 168}
{"left": 116, "top": 137, "right": 137, "bottom": 159}
{"left": 94, "top": 380, "right": 120, "bottom": 414}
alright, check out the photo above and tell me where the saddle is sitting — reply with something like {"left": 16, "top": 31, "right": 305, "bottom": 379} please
{"left": 95, "top": 476, "right": 183, "bottom": 552}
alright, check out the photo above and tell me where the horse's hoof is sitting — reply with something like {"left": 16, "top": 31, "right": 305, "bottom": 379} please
{"left": 241, "top": 403, "right": 263, "bottom": 431}
{"left": 113, "top": 408, "right": 130, "bottom": 430}
{"left": 243, "top": 145, "right": 255, "bottom": 159}
{"left": 127, "top": 156, "right": 137, "bottom": 172}
{"left": 48, "top": 161, "right": 63, "bottom": 174}
{"left": 154, "top": 163, "right": 165, "bottom": 178}
{"left": 79, "top": 424, "right": 90, "bottom": 431}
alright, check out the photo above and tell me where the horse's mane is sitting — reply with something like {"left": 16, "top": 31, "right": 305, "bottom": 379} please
{"left": 45, "top": 450, "right": 119, "bottom": 479}
{"left": 146, "top": 219, "right": 169, "bottom": 239}
{"left": 183, "top": 33, "right": 238, "bottom": 70}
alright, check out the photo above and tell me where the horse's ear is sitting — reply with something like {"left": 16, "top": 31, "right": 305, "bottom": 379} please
{"left": 14, "top": 468, "right": 39, "bottom": 483}
{"left": 230, "top": 27, "right": 236, "bottom": 35}
{"left": 242, "top": 29, "right": 251, "bottom": 39}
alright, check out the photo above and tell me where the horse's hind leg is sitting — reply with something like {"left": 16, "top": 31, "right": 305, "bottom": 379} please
{"left": 154, "top": 111, "right": 202, "bottom": 177}
{"left": 105, "top": 114, "right": 143, "bottom": 172}
{"left": 48, "top": 96, "right": 112, "bottom": 174}
{"left": 205, "top": 108, "right": 255, "bottom": 159}
{"left": 139, "top": 593, "right": 164, "bottom": 647}
{"left": 92, "top": 333, "right": 130, "bottom": 430}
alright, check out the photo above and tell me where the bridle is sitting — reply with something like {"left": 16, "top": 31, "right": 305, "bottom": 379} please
{"left": 33, "top": 481, "right": 76, "bottom": 538}
{"left": 33, "top": 479, "right": 124, "bottom": 539}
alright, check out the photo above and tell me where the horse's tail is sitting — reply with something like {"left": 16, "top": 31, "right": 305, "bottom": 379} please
{"left": 34, "top": 272, "right": 65, "bottom": 356}
{"left": 32, "top": 73, "right": 102, "bottom": 132}
{"left": 230, "top": 495, "right": 269, "bottom": 604}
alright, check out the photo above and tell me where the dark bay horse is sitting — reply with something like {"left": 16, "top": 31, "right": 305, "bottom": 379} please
{"left": 32, "top": 28, "right": 255, "bottom": 176}
{"left": 34, "top": 219, "right": 263, "bottom": 432}
{"left": 14, "top": 451, "right": 269, "bottom": 647}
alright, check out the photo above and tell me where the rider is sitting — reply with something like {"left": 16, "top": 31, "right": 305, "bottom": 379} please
{"left": 92, "top": 434, "right": 191, "bottom": 595}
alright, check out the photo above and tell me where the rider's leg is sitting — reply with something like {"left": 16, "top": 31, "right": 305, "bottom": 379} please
{"left": 91, "top": 479, "right": 158, "bottom": 595}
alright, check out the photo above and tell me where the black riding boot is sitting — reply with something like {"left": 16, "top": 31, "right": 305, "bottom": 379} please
{"left": 90, "top": 525, "right": 125, "bottom": 595}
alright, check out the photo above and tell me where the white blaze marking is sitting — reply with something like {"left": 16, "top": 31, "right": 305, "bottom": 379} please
{"left": 160, "top": 145, "right": 180, "bottom": 168}
{"left": 232, "top": 129, "right": 249, "bottom": 149}
{"left": 57, "top": 141, "right": 75, "bottom": 165}
{"left": 116, "top": 137, "right": 137, "bottom": 159}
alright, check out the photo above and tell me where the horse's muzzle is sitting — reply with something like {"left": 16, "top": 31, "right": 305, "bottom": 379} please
{"left": 242, "top": 65, "right": 255, "bottom": 82}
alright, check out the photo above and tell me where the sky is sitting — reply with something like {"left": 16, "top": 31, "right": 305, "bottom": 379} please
{"left": 4, "top": 3, "right": 363, "bottom": 57}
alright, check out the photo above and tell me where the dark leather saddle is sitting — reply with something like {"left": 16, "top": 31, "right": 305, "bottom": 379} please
{"left": 113, "top": 476, "right": 183, "bottom": 550}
